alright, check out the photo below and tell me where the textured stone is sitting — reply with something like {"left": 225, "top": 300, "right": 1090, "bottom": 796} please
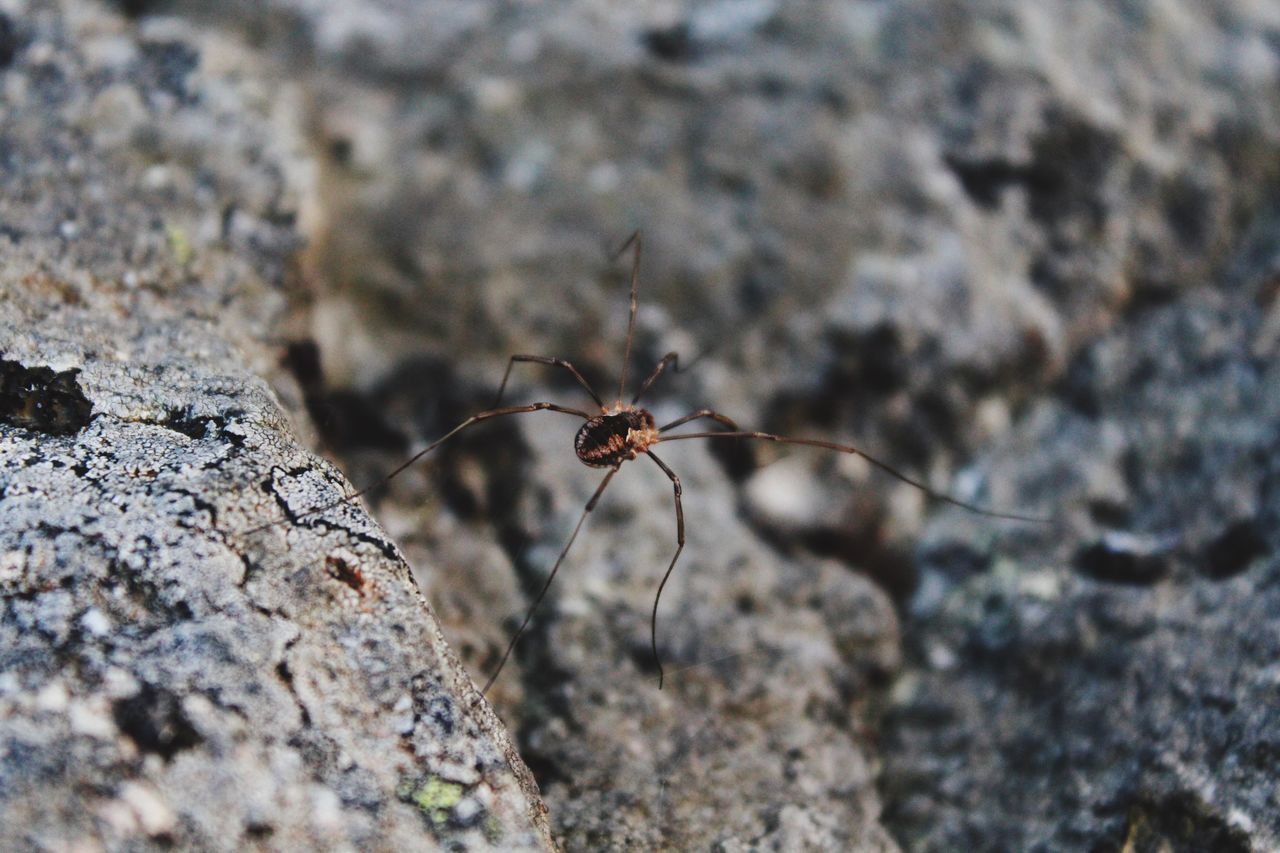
{"left": 884, "top": 278, "right": 1280, "bottom": 850}
{"left": 0, "top": 3, "right": 551, "bottom": 850}
{"left": 56, "top": 0, "right": 1280, "bottom": 848}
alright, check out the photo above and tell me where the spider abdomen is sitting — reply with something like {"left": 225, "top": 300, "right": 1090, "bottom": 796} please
{"left": 575, "top": 409, "right": 658, "bottom": 468}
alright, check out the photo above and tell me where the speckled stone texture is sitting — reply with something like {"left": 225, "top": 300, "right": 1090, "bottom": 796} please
{"left": 19, "top": 0, "right": 1280, "bottom": 849}
{"left": 167, "top": 0, "right": 1280, "bottom": 849}
{"left": 883, "top": 266, "right": 1280, "bottom": 850}
{"left": 0, "top": 3, "right": 551, "bottom": 850}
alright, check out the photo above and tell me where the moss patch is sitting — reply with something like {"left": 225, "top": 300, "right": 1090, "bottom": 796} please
{"left": 398, "top": 775, "right": 464, "bottom": 827}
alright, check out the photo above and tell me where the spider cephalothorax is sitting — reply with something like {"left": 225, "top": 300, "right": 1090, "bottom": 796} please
{"left": 575, "top": 407, "right": 659, "bottom": 468}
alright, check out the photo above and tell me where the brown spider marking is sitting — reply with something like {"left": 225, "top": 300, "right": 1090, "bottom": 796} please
{"left": 575, "top": 407, "right": 660, "bottom": 468}
{"left": 245, "top": 230, "right": 1049, "bottom": 696}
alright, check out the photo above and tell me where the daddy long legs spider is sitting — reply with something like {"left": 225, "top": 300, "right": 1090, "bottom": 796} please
{"left": 256, "top": 232, "right": 1048, "bottom": 694}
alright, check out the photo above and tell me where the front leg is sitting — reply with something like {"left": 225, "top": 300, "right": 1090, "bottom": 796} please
{"left": 494, "top": 354, "right": 605, "bottom": 409}
{"left": 659, "top": 408, "right": 740, "bottom": 433}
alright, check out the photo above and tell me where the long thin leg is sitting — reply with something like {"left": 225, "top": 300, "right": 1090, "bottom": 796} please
{"left": 493, "top": 354, "right": 605, "bottom": 409}
{"left": 657, "top": 430, "right": 1049, "bottom": 523}
{"left": 243, "top": 402, "right": 592, "bottom": 535}
{"left": 659, "top": 408, "right": 740, "bottom": 433}
{"left": 482, "top": 466, "right": 619, "bottom": 694}
{"left": 631, "top": 352, "right": 680, "bottom": 406}
{"left": 646, "top": 450, "right": 684, "bottom": 690}
{"left": 613, "top": 230, "right": 642, "bottom": 405}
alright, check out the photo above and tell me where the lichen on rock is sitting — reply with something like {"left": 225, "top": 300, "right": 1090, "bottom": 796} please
{"left": 0, "top": 2, "right": 551, "bottom": 850}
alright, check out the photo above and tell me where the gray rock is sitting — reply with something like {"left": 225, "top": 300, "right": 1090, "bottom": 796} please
{"left": 0, "top": 3, "right": 550, "bottom": 850}
{"left": 884, "top": 273, "right": 1280, "bottom": 850}
{"left": 52, "top": 0, "right": 1280, "bottom": 849}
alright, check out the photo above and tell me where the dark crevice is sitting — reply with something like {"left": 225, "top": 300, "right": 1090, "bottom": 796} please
{"left": 0, "top": 12, "right": 21, "bottom": 69}
{"left": 108, "top": 0, "right": 173, "bottom": 19}
{"left": 0, "top": 357, "right": 94, "bottom": 435}
{"left": 282, "top": 339, "right": 407, "bottom": 455}
{"left": 258, "top": 467, "right": 400, "bottom": 560}
{"left": 244, "top": 823, "right": 275, "bottom": 840}
{"left": 944, "top": 155, "right": 1034, "bottom": 211}
{"left": 112, "top": 684, "right": 203, "bottom": 760}
{"left": 260, "top": 464, "right": 347, "bottom": 523}
{"left": 1074, "top": 537, "right": 1169, "bottom": 585}
{"left": 374, "top": 354, "right": 531, "bottom": 525}
{"left": 799, "top": 526, "right": 918, "bottom": 604}
{"left": 702, "top": 433, "right": 758, "bottom": 484}
{"left": 161, "top": 411, "right": 215, "bottom": 441}
{"left": 167, "top": 486, "right": 221, "bottom": 530}
{"left": 275, "top": 654, "right": 312, "bottom": 728}
{"left": 945, "top": 112, "right": 1117, "bottom": 224}
{"left": 158, "top": 408, "right": 247, "bottom": 449}
{"left": 312, "top": 519, "right": 399, "bottom": 561}
{"left": 515, "top": 732, "right": 573, "bottom": 792}
{"left": 1200, "top": 518, "right": 1268, "bottom": 580}
{"left": 643, "top": 23, "right": 698, "bottom": 63}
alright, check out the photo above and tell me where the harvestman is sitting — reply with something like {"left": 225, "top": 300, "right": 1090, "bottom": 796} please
{"left": 259, "top": 233, "right": 1045, "bottom": 694}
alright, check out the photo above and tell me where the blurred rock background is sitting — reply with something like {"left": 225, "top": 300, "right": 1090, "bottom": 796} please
{"left": 9, "top": 0, "right": 1280, "bottom": 848}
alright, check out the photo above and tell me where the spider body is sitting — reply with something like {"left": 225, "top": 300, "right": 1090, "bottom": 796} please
{"left": 575, "top": 407, "right": 659, "bottom": 468}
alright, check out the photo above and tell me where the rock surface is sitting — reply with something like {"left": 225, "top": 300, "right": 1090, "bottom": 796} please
{"left": 0, "top": 3, "right": 551, "bottom": 850}
{"left": 7, "top": 0, "right": 1280, "bottom": 849}
{"left": 884, "top": 272, "right": 1280, "bottom": 850}
{"left": 184, "top": 0, "right": 1279, "bottom": 849}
